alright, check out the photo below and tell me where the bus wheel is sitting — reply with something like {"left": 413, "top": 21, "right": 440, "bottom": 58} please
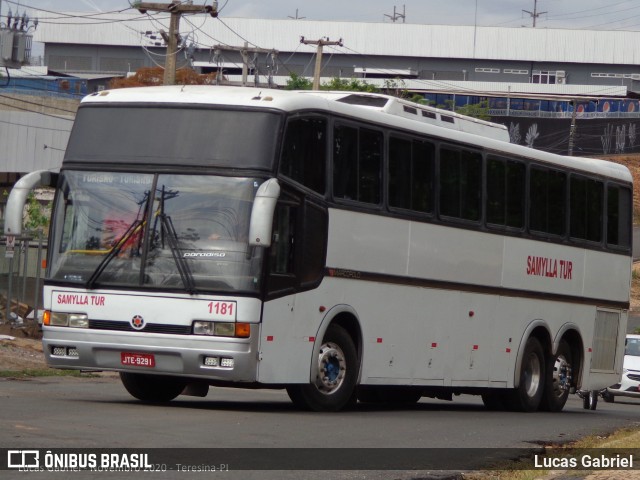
{"left": 540, "top": 340, "right": 572, "bottom": 412}
{"left": 119, "top": 372, "right": 187, "bottom": 403}
{"left": 582, "top": 390, "right": 598, "bottom": 410}
{"left": 507, "top": 337, "right": 545, "bottom": 412}
{"left": 286, "top": 324, "right": 358, "bottom": 412}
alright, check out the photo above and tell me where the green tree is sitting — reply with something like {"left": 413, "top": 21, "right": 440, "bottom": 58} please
{"left": 321, "top": 77, "right": 378, "bottom": 93}
{"left": 284, "top": 73, "right": 379, "bottom": 92}
{"left": 24, "top": 192, "right": 51, "bottom": 237}
{"left": 284, "top": 73, "right": 313, "bottom": 90}
{"left": 382, "top": 78, "right": 409, "bottom": 98}
{"left": 454, "top": 100, "right": 491, "bottom": 120}
{"left": 409, "top": 94, "right": 427, "bottom": 105}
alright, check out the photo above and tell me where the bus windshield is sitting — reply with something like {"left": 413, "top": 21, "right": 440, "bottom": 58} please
{"left": 49, "top": 171, "right": 265, "bottom": 293}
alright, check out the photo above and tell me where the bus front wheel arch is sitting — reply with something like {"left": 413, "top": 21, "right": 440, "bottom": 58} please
{"left": 286, "top": 324, "right": 358, "bottom": 412}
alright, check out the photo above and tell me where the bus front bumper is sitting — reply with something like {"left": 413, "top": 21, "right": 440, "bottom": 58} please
{"left": 42, "top": 326, "right": 261, "bottom": 383}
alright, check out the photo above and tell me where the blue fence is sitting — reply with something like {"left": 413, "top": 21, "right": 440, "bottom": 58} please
{"left": 0, "top": 76, "right": 87, "bottom": 99}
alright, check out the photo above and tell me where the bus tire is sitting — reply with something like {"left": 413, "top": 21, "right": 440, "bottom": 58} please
{"left": 507, "top": 337, "right": 545, "bottom": 412}
{"left": 582, "top": 390, "right": 598, "bottom": 410}
{"left": 119, "top": 372, "right": 187, "bottom": 403}
{"left": 540, "top": 340, "right": 572, "bottom": 412}
{"left": 286, "top": 324, "right": 358, "bottom": 412}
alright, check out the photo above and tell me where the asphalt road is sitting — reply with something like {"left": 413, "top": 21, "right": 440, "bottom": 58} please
{"left": 2, "top": 376, "right": 640, "bottom": 480}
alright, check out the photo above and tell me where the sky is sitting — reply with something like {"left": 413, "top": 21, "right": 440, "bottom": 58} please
{"left": 3, "top": 0, "right": 640, "bottom": 31}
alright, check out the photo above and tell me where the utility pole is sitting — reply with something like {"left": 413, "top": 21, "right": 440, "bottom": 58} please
{"left": 135, "top": 1, "right": 217, "bottom": 85}
{"left": 300, "top": 36, "right": 343, "bottom": 90}
{"left": 384, "top": 5, "right": 406, "bottom": 23}
{"left": 568, "top": 100, "right": 578, "bottom": 156}
{"left": 523, "top": 0, "right": 546, "bottom": 28}
{"left": 212, "top": 43, "right": 278, "bottom": 86}
{"left": 288, "top": 9, "right": 305, "bottom": 20}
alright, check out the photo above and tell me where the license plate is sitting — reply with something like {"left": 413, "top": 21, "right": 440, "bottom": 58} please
{"left": 121, "top": 352, "right": 155, "bottom": 368}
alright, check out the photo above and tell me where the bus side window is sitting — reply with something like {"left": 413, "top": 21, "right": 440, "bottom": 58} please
{"left": 389, "top": 136, "right": 435, "bottom": 214}
{"left": 333, "top": 124, "right": 382, "bottom": 204}
{"left": 266, "top": 196, "right": 327, "bottom": 295}
{"left": 607, "top": 184, "right": 632, "bottom": 249}
{"left": 270, "top": 203, "right": 296, "bottom": 275}
{"left": 266, "top": 200, "right": 298, "bottom": 296}
{"left": 280, "top": 117, "right": 327, "bottom": 195}
{"left": 530, "top": 166, "right": 566, "bottom": 236}
{"left": 486, "top": 156, "right": 525, "bottom": 229}
{"left": 570, "top": 175, "right": 603, "bottom": 243}
{"left": 439, "top": 147, "right": 482, "bottom": 222}
{"left": 300, "top": 200, "right": 327, "bottom": 287}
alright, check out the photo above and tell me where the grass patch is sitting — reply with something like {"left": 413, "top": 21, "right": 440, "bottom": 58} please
{"left": 570, "top": 426, "right": 640, "bottom": 449}
{"left": 0, "top": 368, "right": 95, "bottom": 378}
{"left": 465, "top": 427, "right": 640, "bottom": 480}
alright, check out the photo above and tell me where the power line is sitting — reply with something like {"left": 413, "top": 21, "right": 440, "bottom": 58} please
{"left": 0, "top": 117, "right": 71, "bottom": 132}
{"left": 0, "top": 92, "right": 78, "bottom": 114}
{"left": 0, "top": 99, "right": 75, "bottom": 120}
{"left": 216, "top": 17, "right": 260, "bottom": 49}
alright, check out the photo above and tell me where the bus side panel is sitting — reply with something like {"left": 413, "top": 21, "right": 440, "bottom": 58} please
{"left": 583, "top": 252, "right": 631, "bottom": 303}
{"left": 257, "top": 293, "right": 320, "bottom": 384}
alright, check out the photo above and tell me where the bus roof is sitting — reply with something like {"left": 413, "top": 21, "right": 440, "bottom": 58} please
{"left": 82, "top": 86, "right": 632, "bottom": 184}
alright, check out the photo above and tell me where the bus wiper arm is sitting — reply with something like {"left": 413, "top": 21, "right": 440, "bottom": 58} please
{"left": 85, "top": 218, "right": 143, "bottom": 289}
{"left": 159, "top": 213, "right": 196, "bottom": 294}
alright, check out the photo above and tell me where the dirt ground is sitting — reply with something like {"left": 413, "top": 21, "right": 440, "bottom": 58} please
{"left": 0, "top": 321, "right": 47, "bottom": 370}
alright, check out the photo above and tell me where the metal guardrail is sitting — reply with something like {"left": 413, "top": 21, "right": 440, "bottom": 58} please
{"left": 1, "top": 237, "right": 47, "bottom": 323}
{"left": 489, "top": 109, "right": 640, "bottom": 119}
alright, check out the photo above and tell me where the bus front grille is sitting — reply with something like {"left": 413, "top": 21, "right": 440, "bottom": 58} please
{"left": 89, "top": 319, "right": 192, "bottom": 335}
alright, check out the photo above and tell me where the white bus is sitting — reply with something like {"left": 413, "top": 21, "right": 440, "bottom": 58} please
{"left": 5, "top": 86, "right": 632, "bottom": 412}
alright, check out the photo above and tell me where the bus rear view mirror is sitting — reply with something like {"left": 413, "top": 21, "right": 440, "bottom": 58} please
{"left": 249, "top": 178, "right": 280, "bottom": 248}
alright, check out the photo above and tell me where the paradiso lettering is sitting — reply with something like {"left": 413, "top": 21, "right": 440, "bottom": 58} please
{"left": 526, "top": 255, "right": 573, "bottom": 280}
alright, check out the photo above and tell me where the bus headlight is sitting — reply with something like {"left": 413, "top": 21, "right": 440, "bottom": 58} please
{"left": 44, "top": 311, "right": 89, "bottom": 328}
{"left": 193, "top": 321, "right": 250, "bottom": 338}
{"left": 69, "top": 314, "right": 89, "bottom": 328}
{"left": 193, "top": 321, "right": 215, "bottom": 335}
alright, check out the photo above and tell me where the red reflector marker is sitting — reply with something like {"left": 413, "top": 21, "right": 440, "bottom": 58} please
{"left": 473, "top": 345, "right": 479, "bottom": 350}
{"left": 266, "top": 335, "right": 274, "bottom": 342}
{"left": 431, "top": 342, "right": 437, "bottom": 348}
{"left": 377, "top": 338, "right": 383, "bottom": 343}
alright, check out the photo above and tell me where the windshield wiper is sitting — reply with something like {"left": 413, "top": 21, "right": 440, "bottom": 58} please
{"left": 85, "top": 191, "right": 150, "bottom": 289}
{"left": 85, "top": 218, "right": 143, "bottom": 289}
{"left": 159, "top": 213, "right": 196, "bottom": 294}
